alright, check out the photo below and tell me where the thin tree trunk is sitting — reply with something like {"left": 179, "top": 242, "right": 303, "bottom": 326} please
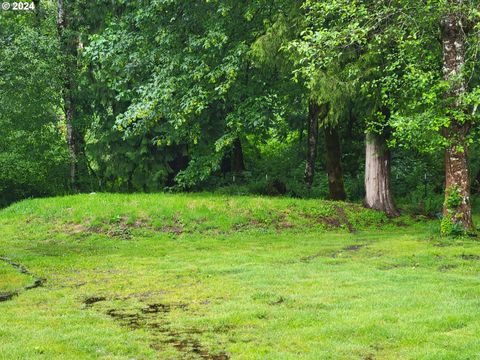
{"left": 324, "top": 125, "right": 346, "bottom": 200}
{"left": 364, "top": 132, "right": 399, "bottom": 217}
{"left": 440, "top": 0, "right": 474, "bottom": 232}
{"left": 57, "top": 0, "right": 81, "bottom": 191}
{"left": 304, "top": 101, "right": 328, "bottom": 188}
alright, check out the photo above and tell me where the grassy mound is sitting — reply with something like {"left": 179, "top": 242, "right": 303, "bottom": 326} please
{"left": 1, "top": 193, "right": 480, "bottom": 359}
{"left": 1, "top": 193, "right": 398, "bottom": 235}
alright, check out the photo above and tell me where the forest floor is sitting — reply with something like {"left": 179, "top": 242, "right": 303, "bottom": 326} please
{"left": 0, "top": 193, "right": 479, "bottom": 359}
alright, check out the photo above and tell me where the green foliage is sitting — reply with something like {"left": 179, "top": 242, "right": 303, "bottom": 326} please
{"left": 0, "top": 6, "right": 70, "bottom": 206}
{"left": 444, "top": 186, "right": 463, "bottom": 210}
{"left": 441, "top": 186, "right": 470, "bottom": 236}
{"left": 1, "top": 0, "right": 479, "bottom": 229}
{"left": 440, "top": 215, "right": 465, "bottom": 237}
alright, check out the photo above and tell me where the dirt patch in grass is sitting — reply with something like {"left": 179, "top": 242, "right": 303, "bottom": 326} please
{"left": 301, "top": 244, "right": 366, "bottom": 262}
{"left": 300, "top": 252, "right": 326, "bottom": 262}
{"left": 156, "top": 335, "right": 229, "bottom": 360}
{"left": 438, "top": 264, "right": 458, "bottom": 272}
{"left": 343, "top": 244, "right": 364, "bottom": 252}
{"left": 83, "top": 296, "right": 107, "bottom": 306}
{"left": 460, "top": 254, "right": 480, "bottom": 261}
{"left": 141, "top": 302, "right": 188, "bottom": 314}
{"left": 159, "top": 225, "right": 184, "bottom": 235}
{"left": 0, "top": 292, "right": 17, "bottom": 302}
{"left": 99, "top": 301, "right": 229, "bottom": 359}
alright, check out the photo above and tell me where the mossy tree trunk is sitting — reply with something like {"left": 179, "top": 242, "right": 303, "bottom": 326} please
{"left": 440, "top": 0, "right": 474, "bottom": 233}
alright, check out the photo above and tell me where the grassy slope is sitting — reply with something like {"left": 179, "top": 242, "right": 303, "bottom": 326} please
{"left": 0, "top": 193, "right": 479, "bottom": 359}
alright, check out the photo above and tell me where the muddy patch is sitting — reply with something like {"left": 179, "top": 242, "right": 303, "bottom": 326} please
{"left": 343, "top": 244, "right": 364, "bottom": 252}
{"left": 300, "top": 244, "right": 366, "bottom": 263}
{"left": 97, "top": 301, "right": 229, "bottom": 359}
{"left": 0, "top": 257, "right": 45, "bottom": 302}
{"left": 330, "top": 244, "right": 366, "bottom": 258}
{"left": 141, "top": 302, "right": 188, "bottom": 314}
{"left": 300, "top": 252, "right": 325, "bottom": 262}
{"left": 0, "top": 292, "right": 17, "bottom": 302}
{"left": 459, "top": 254, "right": 480, "bottom": 261}
{"left": 83, "top": 296, "right": 107, "bottom": 306}
{"left": 438, "top": 264, "right": 458, "bottom": 272}
{"left": 156, "top": 336, "right": 229, "bottom": 360}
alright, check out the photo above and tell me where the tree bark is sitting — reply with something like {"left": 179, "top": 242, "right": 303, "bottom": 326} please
{"left": 324, "top": 125, "right": 346, "bottom": 200}
{"left": 304, "top": 101, "right": 328, "bottom": 188}
{"left": 364, "top": 132, "right": 399, "bottom": 217}
{"left": 440, "top": 0, "right": 474, "bottom": 232}
{"left": 57, "top": 0, "right": 82, "bottom": 191}
{"left": 232, "top": 138, "right": 245, "bottom": 174}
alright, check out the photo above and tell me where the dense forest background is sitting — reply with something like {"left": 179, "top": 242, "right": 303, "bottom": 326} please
{"left": 1, "top": 0, "right": 479, "bottom": 233}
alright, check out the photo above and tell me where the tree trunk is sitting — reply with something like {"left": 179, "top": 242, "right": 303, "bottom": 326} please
{"left": 324, "top": 125, "right": 346, "bottom": 200}
{"left": 440, "top": 0, "right": 474, "bottom": 232}
{"left": 364, "top": 132, "right": 399, "bottom": 217}
{"left": 232, "top": 138, "right": 245, "bottom": 174}
{"left": 304, "top": 101, "right": 328, "bottom": 188}
{"left": 57, "top": 0, "right": 82, "bottom": 191}
{"left": 167, "top": 145, "right": 189, "bottom": 187}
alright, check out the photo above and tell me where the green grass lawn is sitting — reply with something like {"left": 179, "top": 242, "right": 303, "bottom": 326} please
{"left": 0, "top": 193, "right": 479, "bottom": 359}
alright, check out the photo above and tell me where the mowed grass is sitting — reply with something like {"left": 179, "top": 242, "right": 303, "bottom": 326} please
{"left": 0, "top": 193, "right": 479, "bottom": 359}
